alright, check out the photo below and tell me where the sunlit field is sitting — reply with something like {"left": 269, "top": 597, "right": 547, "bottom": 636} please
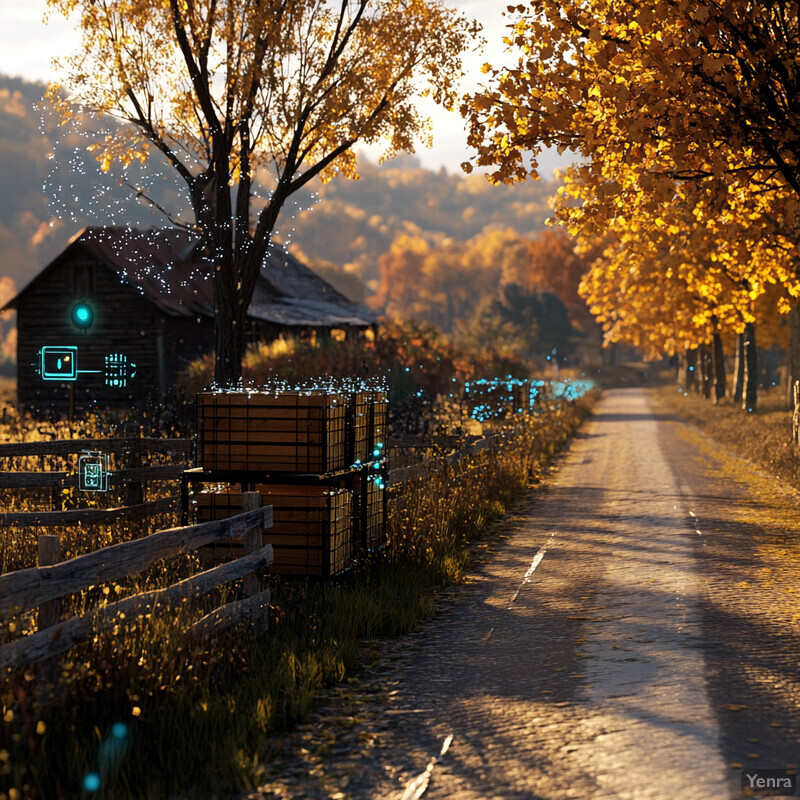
{"left": 0, "top": 380, "right": 597, "bottom": 799}
{"left": 653, "top": 383, "right": 799, "bottom": 491}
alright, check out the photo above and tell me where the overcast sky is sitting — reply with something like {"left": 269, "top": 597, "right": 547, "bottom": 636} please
{"left": 0, "top": 0, "right": 567, "bottom": 177}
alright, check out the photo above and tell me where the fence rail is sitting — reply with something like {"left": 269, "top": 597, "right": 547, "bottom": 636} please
{"left": 0, "top": 437, "right": 192, "bottom": 458}
{"left": 386, "top": 421, "right": 527, "bottom": 488}
{"left": 0, "top": 435, "right": 192, "bottom": 527}
{"left": 0, "top": 464, "right": 186, "bottom": 490}
{"left": 0, "top": 499, "right": 273, "bottom": 671}
{"left": 0, "top": 496, "right": 180, "bottom": 527}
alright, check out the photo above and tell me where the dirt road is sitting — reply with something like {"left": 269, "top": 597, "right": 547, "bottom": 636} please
{"left": 250, "top": 388, "right": 800, "bottom": 800}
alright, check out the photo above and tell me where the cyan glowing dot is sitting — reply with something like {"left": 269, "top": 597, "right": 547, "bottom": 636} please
{"left": 84, "top": 773, "right": 101, "bottom": 792}
{"left": 112, "top": 722, "right": 128, "bottom": 739}
{"left": 76, "top": 306, "right": 90, "bottom": 323}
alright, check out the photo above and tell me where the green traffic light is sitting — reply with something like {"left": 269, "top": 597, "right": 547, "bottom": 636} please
{"left": 70, "top": 301, "right": 94, "bottom": 331}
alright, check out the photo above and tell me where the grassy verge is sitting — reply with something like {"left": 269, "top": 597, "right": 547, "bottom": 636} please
{"left": 651, "top": 385, "right": 799, "bottom": 490}
{"left": 1, "top": 392, "right": 597, "bottom": 800}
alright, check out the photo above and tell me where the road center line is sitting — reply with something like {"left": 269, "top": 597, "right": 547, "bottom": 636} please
{"left": 508, "top": 532, "right": 557, "bottom": 606}
{"left": 397, "top": 734, "right": 453, "bottom": 800}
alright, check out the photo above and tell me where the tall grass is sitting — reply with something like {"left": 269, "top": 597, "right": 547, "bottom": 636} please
{"left": 0, "top": 392, "right": 596, "bottom": 800}
{"left": 652, "top": 385, "right": 800, "bottom": 489}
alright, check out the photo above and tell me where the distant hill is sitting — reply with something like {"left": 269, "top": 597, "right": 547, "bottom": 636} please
{"left": 287, "top": 155, "right": 558, "bottom": 299}
{"left": 0, "top": 72, "right": 561, "bottom": 361}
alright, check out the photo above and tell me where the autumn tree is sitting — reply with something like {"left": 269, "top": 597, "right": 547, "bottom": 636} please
{"left": 571, "top": 166, "right": 799, "bottom": 408}
{"left": 462, "top": 0, "right": 800, "bottom": 394}
{"left": 371, "top": 228, "right": 528, "bottom": 331}
{"left": 47, "top": 0, "right": 477, "bottom": 384}
{"left": 522, "top": 228, "right": 598, "bottom": 333}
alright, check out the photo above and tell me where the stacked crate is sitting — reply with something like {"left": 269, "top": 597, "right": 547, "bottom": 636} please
{"left": 196, "top": 484, "right": 352, "bottom": 577}
{"left": 192, "top": 385, "right": 388, "bottom": 576}
{"left": 346, "top": 389, "right": 370, "bottom": 466}
{"left": 197, "top": 390, "right": 346, "bottom": 472}
{"left": 465, "top": 378, "right": 529, "bottom": 420}
{"left": 362, "top": 387, "right": 388, "bottom": 552}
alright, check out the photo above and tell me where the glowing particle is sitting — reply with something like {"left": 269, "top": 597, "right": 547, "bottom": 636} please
{"left": 112, "top": 722, "right": 128, "bottom": 739}
{"left": 84, "top": 773, "right": 101, "bottom": 792}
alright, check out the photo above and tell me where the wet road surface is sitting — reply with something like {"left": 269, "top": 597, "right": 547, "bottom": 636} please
{"left": 249, "top": 388, "right": 800, "bottom": 800}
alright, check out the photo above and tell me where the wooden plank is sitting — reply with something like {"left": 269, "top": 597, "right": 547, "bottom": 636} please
{"left": 198, "top": 442, "right": 327, "bottom": 455}
{"left": 0, "top": 544, "right": 274, "bottom": 670}
{"left": 113, "top": 465, "right": 185, "bottom": 484}
{"left": 200, "top": 457, "right": 336, "bottom": 472}
{"left": 0, "top": 505, "right": 273, "bottom": 615}
{"left": 242, "top": 492, "right": 262, "bottom": 597}
{"left": 0, "top": 496, "right": 179, "bottom": 527}
{"left": 185, "top": 589, "right": 271, "bottom": 640}
{"left": 0, "top": 437, "right": 191, "bottom": 458}
{"left": 37, "top": 536, "right": 61, "bottom": 630}
{"left": 0, "top": 471, "right": 68, "bottom": 489}
{"left": 198, "top": 418, "right": 325, "bottom": 434}
{"left": 0, "top": 466, "right": 183, "bottom": 491}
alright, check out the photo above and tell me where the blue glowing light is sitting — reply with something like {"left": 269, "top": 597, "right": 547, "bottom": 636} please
{"left": 105, "top": 353, "right": 137, "bottom": 388}
{"left": 70, "top": 301, "right": 95, "bottom": 330}
{"left": 84, "top": 773, "right": 101, "bottom": 792}
{"left": 79, "top": 452, "right": 111, "bottom": 492}
{"left": 112, "top": 722, "right": 128, "bottom": 739}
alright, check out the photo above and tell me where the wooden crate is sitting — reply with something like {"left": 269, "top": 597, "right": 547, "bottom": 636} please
{"left": 196, "top": 483, "right": 353, "bottom": 577}
{"left": 353, "top": 469, "right": 386, "bottom": 553}
{"left": 370, "top": 390, "right": 389, "bottom": 457}
{"left": 465, "top": 379, "right": 528, "bottom": 420}
{"left": 197, "top": 390, "right": 347, "bottom": 473}
{"left": 347, "top": 390, "right": 370, "bottom": 466}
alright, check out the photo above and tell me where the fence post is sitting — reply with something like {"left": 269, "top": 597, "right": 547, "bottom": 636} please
{"left": 37, "top": 535, "right": 62, "bottom": 630}
{"left": 242, "top": 491, "right": 263, "bottom": 598}
{"left": 34, "top": 534, "right": 62, "bottom": 690}
{"left": 793, "top": 380, "right": 800, "bottom": 445}
{"left": 124, "top": 424, "right": 143, "bottom": 506}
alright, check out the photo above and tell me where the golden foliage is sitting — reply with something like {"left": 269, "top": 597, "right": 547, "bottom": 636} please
{"left": 462, "top": 1, "right": 800, "bottom": 354}
{"left": 46, "top": 0, "right": 480, "bottom": 381}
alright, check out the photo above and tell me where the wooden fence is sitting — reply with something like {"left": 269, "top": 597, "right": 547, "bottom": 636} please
{"left": 0, "top": 387, "right": 589, "bottom": 672}
{"left": 0, "top": 434, "right": 191, "bottom": 527}
{"left": 0, "top": 494, "right": 273, "bottom": 671}
{"left": 385, "top": 423, "right": 524, "bottom": 489}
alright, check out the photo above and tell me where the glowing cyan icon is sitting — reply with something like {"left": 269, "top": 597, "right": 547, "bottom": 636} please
{"left": 105, "top": 353, "right": 136, "bottom": 388}
{"left": 70, "top": 301, "right": 95, "bottom": 330}
{"left": 40, "top": 346, "right": 78, "bottom": 381}
{"left": 79, "top": 452, "right": 111, "bottom": 492}
{"left": 36, "top": 347, "right": 136, "bottom": 388}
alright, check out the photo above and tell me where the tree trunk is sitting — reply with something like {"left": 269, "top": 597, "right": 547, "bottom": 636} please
{"left": 700, "top": 346, "right": 712, "bottom": 399}
{"left": 712, "top": 332, "right": 726, "bottom": 405}
{"left": 214, "top": 306, "right": 246, "bottom": 387}
{"left": 213, "top": 255, "right": 246, "bottom": 388}
{"left": 733, "top": 332, "right": 745, "bottom": 404}
{"left": 742, "top": 322, "right": 757, "bottom": 412}
{"left": 787, "top": 303, "right": 800, "bottom": 406}
{"left": 686, "top": 347, "right": 698, "bottom": 394}
{"left": 677, "top": 351, "right": 688, "bottom": 393}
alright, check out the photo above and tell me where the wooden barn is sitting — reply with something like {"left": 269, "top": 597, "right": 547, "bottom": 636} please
{"left": 2, "top": 227, "right": 376, "bottom": 415}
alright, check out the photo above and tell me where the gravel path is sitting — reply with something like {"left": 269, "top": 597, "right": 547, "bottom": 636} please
{"left": 247, "top": 388, "right": 800, "bottom": 800}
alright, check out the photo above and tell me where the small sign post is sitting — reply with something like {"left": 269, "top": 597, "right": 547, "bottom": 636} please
{"left": 78, "top": 451, "right": 111, "bottom": 492}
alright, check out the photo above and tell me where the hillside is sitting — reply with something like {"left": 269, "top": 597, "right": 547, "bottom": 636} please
{"left": 0, "top": 72, "right": 568, "bottom": 367}
{"left": 287, "top": 155, "right": 558, "bottom": 301}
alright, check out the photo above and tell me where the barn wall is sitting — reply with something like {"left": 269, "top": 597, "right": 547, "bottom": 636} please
{"left": 162, "top": 314, "right": 214, "bottom": 394}
{"left": 16, "top": 253, "right": 210, "bottom": 416}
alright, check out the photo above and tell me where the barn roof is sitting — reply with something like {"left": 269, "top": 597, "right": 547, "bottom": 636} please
{"left": 3, "top": 227, "right": 376, "bottom": 328}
